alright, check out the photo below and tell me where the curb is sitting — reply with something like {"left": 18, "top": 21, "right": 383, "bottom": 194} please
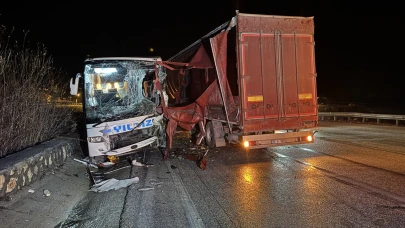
{"left": 0, "top": 134, "right": 81, "bottom": 199}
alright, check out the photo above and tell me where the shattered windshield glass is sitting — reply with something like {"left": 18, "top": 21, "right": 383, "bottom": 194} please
{"left": 84, "top": 60, "right": 158, "bottom": 124}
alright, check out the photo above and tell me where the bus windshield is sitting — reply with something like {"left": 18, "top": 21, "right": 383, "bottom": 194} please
{"left": 83, "top": 59, "right": 158, "bottom": 124}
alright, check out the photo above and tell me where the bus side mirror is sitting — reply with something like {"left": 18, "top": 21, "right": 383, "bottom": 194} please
{"left": 70, "top": 73, "right": 81, "bottom": 95}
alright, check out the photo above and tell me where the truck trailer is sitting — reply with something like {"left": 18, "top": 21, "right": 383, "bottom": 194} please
{"left": 158, "top": 11, "right": 318, "bottom": 152}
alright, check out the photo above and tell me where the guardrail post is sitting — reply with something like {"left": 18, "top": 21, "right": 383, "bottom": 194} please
{"left": 334, "top": 116, "right": 337, "bottom": 121}
{"left": 362, "top": 117, "right": 365, "bottom": 123}
{"left": 396, "top": 120, "right": 399, "bottom": 125}
{"left": 377, "top": 119, "right": 380, "bottom": 124}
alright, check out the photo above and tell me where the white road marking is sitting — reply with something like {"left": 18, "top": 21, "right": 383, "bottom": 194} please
{"left": 166, "top": 161, "right": 205, "bottom": 228}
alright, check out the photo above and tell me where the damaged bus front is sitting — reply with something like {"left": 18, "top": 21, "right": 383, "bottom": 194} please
{"left": 70, "top": 57, "right": 168, "bottom": 163}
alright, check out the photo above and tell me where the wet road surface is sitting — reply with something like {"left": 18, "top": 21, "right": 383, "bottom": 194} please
{"left": 60, "top": 121, "right": 405, "bottom": 227}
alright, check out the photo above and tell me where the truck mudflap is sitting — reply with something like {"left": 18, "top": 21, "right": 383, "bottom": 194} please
{"left": 241, "top": 130, "right": 315, "bottom": 149}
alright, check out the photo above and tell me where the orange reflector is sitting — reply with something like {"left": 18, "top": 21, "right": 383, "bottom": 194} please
{"left": 307, "top": 135, "right": 313, "bottom": 141}
{"left": 244, "top": 141, "right": 257, "bottom": 148}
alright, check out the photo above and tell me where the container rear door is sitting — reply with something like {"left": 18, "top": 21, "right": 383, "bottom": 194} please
{"left": 240, "top": 33, "right": 276, "bottom": 120}
{"left": 240, "top": 32, "right": 316, "bottom": 121}
{"left": 292, "top": 34, "right": 317, "bottom": 117}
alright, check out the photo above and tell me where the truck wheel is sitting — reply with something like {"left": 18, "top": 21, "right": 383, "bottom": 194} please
{"left": 205, "top": 121, "right": 216, "bottom": 149}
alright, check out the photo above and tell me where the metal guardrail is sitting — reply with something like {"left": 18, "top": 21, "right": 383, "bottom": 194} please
{"left": 318, "top": 112, "right": 405, "bottom": 125}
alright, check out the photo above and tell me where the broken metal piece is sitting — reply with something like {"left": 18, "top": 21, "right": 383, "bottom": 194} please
{"left": 182, "top": 154, "right": 207, "bottom": 170}
{"left": 197, "top": 157, "right": 207, "bottom": 170}
{"left": 103, "top": 166, "right": 131, "bottom": 175}
{"left": 86, "top": 165, "right": 106, "bottom": 185}
{"left": 73, "top": 158, "right": 98, "bottom": 168}
{"left": 195, "top": 121, "right": 206, "bottom": 145}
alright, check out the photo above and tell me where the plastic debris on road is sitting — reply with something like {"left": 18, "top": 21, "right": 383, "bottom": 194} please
{"left": 132, "top": 160, "right": 145, "bottom": 167}
{"left": 149, "top": 179, "right": 163, "bottom": 187}
{"left": 137, "top": 186, "right": 154, "bottom": 191}
{"left": 89, "top": 177, "right": 140, "bottom": 193}
{"left": 43, "top": 189, "right": 51, "bottom": 197}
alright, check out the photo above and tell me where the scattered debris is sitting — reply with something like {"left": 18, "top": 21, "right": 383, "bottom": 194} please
{"left": 103, "top": 166, "right": 131, "bottom": 175}
{"left": 181, "top": 149, "right": 209, "bottom": 170}
{"left": 99, "top": 162, "right": 115, "bottom": 168}
{"left": 132, "top": 160, "right": 145, "bottom": 167}
{"left": 89, "top": 177, "right": 140, "bottom": 192}
{"left": 169, "top": 142, "right": 209, "bottom": 170}
{"left": 93, "top": 173, "right": 106, "bottom": 183}
{"left": 73, "top": 158, "right": 98, "bottom": 168}
{"left": 43, "top": 189, "right": 51, "bottom": 197}
{"left": 183, "top": 154, "right": 207, "bottom": 170}
{"left": 28, "top": 189, "right": 35, "bottom": 193}
{"left": 87, "top": 169, "right": 106, "bottom": 185}
{"left": 170, "top": 165, "right": 177, "bottom": 169}
{"left": 138, "top": 186, "right": 154, "bottom": 191}
{"left": 149, "top": 179, "right": 164, "bottom": 187}
{"left": 197, "top": 157, "right": 207, "bottom": 170}
{"left": 73, "top": 174, "right": 79, "bottom": 177}
{"left": 157, "top": 177, "right": 169, "bottom": 180}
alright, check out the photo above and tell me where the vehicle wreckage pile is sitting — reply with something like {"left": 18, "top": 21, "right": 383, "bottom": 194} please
{"left": 70, "top": 11, "right": 318, "bottom": 185}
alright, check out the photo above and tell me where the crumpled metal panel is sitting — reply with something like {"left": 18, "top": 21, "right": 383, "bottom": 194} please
{"left": 154, "top": 75, "right": 217, "bottom": 160}
{"left": 154, "top": 29, "right": 237, "bottom": 159}
{"left": 209, "top": 31, "right": 235, "bottom": 109}
{"left": 188, "top": 45, "right": 213, "bottom": 68}
{"left": 165, "top": 45, "right": 214, "bottom": 102}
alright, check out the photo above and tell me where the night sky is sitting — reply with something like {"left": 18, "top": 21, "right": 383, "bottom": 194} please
{"left": 1, "top": 1, "right": 403, "bottom": 105}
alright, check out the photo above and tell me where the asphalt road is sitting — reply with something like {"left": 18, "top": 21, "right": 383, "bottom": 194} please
{"left": 8, "top": 121, "right": 405, "bottom": 228}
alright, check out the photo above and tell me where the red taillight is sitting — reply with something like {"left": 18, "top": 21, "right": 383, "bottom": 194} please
{"left": 244, "top": 141, "right": 257, "bottom": 148}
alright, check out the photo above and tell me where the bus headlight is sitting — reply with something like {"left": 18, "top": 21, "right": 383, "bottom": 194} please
{"left": 88, "top": 136, "right": 104, "bottom": 143}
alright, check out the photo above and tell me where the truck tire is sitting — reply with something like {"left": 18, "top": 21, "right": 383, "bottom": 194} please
{"left": 205, "top": 121, "right": 216, "bottom": 149}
